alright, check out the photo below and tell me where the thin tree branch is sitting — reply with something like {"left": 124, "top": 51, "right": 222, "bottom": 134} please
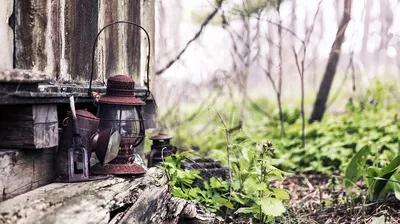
{"left": 155, "top": 0, "right": 224, "bottom": 75}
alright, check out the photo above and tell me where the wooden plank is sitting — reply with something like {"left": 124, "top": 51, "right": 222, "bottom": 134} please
{"left": 97, "top": 1, "right": 141, "bottom": 82}
{"left": 14, "top": 0, "right": 58, "bottom": 76}
{"left": 140, "top": 0, "right": 155, "bottom": 89}
{"left": 32, "top": 105, "right": 58, "bottom": 148}
{"left": 62, "top": 0, "right": 98, "bottom": 81}
{"left": 50, "top": 0, "right": 61, "bottom": 79}
{"left": 0, "top": 0, "right": 13, "bottom": 70}
{"left": 97, "top": 0, "right": 121, "bottom": 83}
{"left": 126, "top": 0, "right": 141, "bottom": 82}
{"left": 0, "top": 148, "right": 56, "bottom": 201}
{"left": 0, "top": 105, "right": 58, "bottom": 149}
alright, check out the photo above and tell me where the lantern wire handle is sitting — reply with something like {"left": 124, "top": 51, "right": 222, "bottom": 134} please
{"left": 88, "top": 21, "right": 151, "bottom": 101}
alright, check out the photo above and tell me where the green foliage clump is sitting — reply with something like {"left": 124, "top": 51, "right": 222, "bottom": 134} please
{"left": 163, "top": 142, "right": 289, "bottom": 222}
{"left": 272, "top": 109, "right": 400, "bottom": 173}
{"left": 345, "top": 143, "right": 400, "bottom": 200}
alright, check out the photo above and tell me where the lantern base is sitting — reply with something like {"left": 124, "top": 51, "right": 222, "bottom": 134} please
{"left": 90, "top": 163, "right": 146, "bottom": 175}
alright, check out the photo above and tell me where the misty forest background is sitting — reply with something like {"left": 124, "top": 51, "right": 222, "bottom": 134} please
{"left": 149, "top": 0, "right": 400, "bottom": 223}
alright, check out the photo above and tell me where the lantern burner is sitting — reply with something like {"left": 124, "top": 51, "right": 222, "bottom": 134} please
{"left": 147, "top": 133, "right": 177, "bottom": 167}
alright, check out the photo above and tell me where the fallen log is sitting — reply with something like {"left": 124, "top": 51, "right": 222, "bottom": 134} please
{"left": 0, "top": 168, "right": 215, "bottom": 224}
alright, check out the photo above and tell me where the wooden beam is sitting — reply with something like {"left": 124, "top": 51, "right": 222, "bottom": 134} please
{"left": 0, "top": 148, "right": 56, "bottom": 201}
{"left": 0, "top": 105, "right": 58, "bottom": 149}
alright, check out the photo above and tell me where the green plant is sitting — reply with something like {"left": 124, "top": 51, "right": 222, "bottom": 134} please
{"left": 344, "top": 143, "right": 400, "bottom": 200}
{"left": 163, "top": 141, "right": 289, "bottom": 222}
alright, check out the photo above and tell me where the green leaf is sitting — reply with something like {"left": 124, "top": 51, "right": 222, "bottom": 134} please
{"left": 209, "top": 177, "right": 223, "bottom": 189}
{"left": 243, "top": 177, "right": 267, "bottom": 194}
{"left": 344, "top": 144, "right": 370, "bottom": 191}
{"left": 260, "top": 197, "right": 286, "bottom": 217}
{"left": 234, "top": 207, "right": 254, "bottom": 214}
{"left": 367, "top": 156, "right": 400, "bottom": 199}
{"left": 368, "top": 155, "right": 400, "bottom": 199}
{"left": 365, "top": 166, "right": 379, "bottom": 188}
{"left": 188, "top": 187, "right": 201, "bottom": 199}
{"left": 391, "top": 173, "right": 400, "bottom": 200}
{"left": 380, "top": 155, "right": 400, "bottom": 175}
{"left": 272, "top": 188, "right": 290, "bottom": 200}
{"left": 231, "top": 192, "right": 246, "bottom": 205}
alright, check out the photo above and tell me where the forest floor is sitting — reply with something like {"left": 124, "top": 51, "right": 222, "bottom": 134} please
{"left": 274, "top": 172, "right": 400, "bottom": 224}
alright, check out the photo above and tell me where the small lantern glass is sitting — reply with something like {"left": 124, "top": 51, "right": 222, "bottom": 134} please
{"left": 97, "top": 104, "right": 145, "bottom": 147}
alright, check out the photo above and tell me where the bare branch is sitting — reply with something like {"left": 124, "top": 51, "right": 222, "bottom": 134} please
{"left": 155, "top": 0, "right": 224, "bottom": 75}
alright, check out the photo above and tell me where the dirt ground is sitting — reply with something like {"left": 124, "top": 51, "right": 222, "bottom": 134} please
{"left": 273, "top": 172, "right": 400, "bottom": 224}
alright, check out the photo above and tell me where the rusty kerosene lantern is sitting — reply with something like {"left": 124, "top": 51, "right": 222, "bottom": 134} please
{"left": 90, "top": 75, "right": 146, "bottom": 174}
{"left": 88, "top": 21, "right": 152, "bottom": 175}
{"left": 147, "top": 133, "right": 177, "bottom": 167}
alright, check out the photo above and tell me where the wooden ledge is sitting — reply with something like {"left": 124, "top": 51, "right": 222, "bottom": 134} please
{"left": 0, "top": 168, "right": 215, "bottom": 224}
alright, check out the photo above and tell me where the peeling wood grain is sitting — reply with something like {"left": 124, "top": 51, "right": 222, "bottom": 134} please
{"left": 97, "top": 0, "right": 119, "bottom": 83}
{"left": 127, "top": 0, "right": 141, "bottom": 82}
{"left": 14, "top": 0, "right": 47, "bottom": 71}
{"left": 0, "top": 0, "right": 13, "bottom": 70}
{"left": 13, "top": 0, "right": 59, "bottom": 76}
{"left": 1, "top": 0, "right": 153, "bottom": 84}
{"left": 140, "top": 0, "right": 155, "bottom": 89}
{"left": 0, "top": 148, "right": 56, "bottom": 202}
{"left": 62, "top": 0, "right": 98, "bottom": 81}
{"left": 50, "top": 0, "right": 61, "bottom": 79}
{"left": 97, "top": 1, "right": 141, "bottom": 83}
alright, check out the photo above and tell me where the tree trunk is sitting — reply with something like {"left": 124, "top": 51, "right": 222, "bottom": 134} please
{"left": 309, "top": 0, "right": 352, "bottom": 123}
{"left": 361, "top": 0, "right": 371, "bottom": 53}
{"left": 277, "top": 0, "right": 286, "bottom": 137}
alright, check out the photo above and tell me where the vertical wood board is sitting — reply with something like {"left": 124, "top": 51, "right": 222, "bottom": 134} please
{"left": 0, "top": 0, "right": 13, "bottom": 70}
{"left": 14, "top": 0, "right": 58, "bottom": 76}
{"left": 62, "top": 0, "right": 98, "bottom": 81}
{"left": 140, "top": 0, "right": 155, "bottom": 90}
{"left": 97, "top": 1, "right": 142, "bottom": 82}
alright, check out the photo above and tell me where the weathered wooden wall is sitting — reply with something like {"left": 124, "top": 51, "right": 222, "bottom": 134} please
{"left": 0, "top": 0, "right": 13, "bottom": 70}
{"left": 0, "top": 148, "right": 56, "bottom": 202}
{"left": 0, "top": 0, "right": 155, "bottom": 84}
